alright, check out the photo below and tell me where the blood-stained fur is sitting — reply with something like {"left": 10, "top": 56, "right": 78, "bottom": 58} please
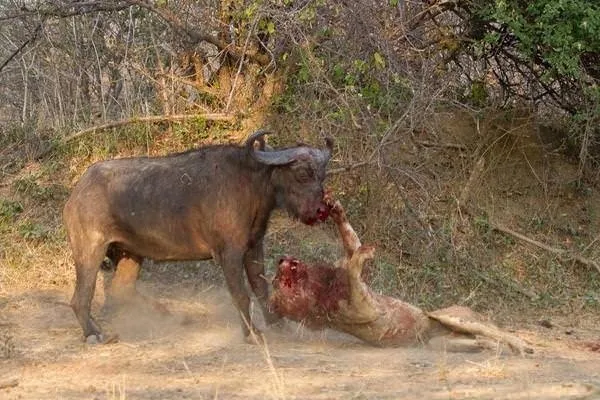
{"left": 270, "top": 197, "right": 532, "bottom": 353}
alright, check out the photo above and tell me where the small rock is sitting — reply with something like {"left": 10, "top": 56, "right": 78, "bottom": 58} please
{"left": 539, "top": 319, "right": 553, "bottom": 329}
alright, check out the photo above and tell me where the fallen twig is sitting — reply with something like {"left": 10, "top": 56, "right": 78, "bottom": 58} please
{"left": 414, "top": 139, "right": 468, "bottom": 151}
{"left": 491, "top": 223, "right": 600, "bottom": 275}
{"left": 63, "top": 113, "right": 235, "bottom": 143}
{"left": 0, "top": 378, "right": 18, "bottom": 390}
{"left": 327, "top": 161, "right": 371, "bottom": 175}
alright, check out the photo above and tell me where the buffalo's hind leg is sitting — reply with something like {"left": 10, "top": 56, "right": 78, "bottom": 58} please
{"left": 71, "top": 243, "right": 108, "bottom": 343}
{"left": 244, "top": 241, "right": 281, "bottom": 326}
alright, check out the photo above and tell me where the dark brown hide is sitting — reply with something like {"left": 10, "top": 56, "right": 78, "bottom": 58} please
{"left": 63, "top": 129, "right": 332, "bottom": 342}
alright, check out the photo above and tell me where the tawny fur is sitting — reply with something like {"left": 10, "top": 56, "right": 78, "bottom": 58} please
{"left": 270, "top": 197, "right": 532, "bottom": 354}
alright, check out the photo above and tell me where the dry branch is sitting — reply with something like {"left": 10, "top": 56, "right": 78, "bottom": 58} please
{"left": 0, "top": 378, "right": 18, "bottom": 390}
{"left": 0, "top": 1, "right": 134, "bottom": 21}
{"left": 0, "top": 24, "right": 42, "bottom": 74}
{"left": 414, "top": 140, "right": 468, "bottom": 151}
{"left": 327, "top": 161, "right": 371, "bottom": 176}
{"left": 1, "top": 1, "right": 270, "bottom": 66}
{"left": 64, "top": 113, "right": 234, "bottom": 143}
{"left": 129, "top": 1, "right": 270, "bottom": 66}
{"left": 458, "top": 156, "right": 485, "bottom": 209}
{"left": 270, "top": 198, "right": 532, "bottom": 354}
{"left": 490, "top": 223, "right": 600, "bottom": 275}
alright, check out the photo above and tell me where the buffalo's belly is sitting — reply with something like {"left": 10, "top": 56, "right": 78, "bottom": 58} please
{"left": 143, "top": 250, "right": 213, "bottom": 261}
{"left": 115, "top": 230, "right": 213, "bottom": 261}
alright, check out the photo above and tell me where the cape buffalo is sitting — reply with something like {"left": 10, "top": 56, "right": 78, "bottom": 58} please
{"left": 63, "top": 129, "right": 332, "bottom": 343}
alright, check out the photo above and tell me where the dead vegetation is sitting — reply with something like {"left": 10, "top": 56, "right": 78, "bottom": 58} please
{"left": 0, "top": 6, "right": 598, "bottom": 397}
{"left": 1, "top": 105, "right": 598, "bottom": 324}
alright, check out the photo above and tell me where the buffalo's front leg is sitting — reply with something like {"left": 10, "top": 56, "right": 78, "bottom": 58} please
{"left": 218, "top": 249, "right": 262, "bottom": 342}
{"left": 244, "top": 242, "right": 281, "bottom": 325}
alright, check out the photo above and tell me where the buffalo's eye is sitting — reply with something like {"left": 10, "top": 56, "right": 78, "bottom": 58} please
{"left": 296, "top": 167, "right": 314, "bottom": 182}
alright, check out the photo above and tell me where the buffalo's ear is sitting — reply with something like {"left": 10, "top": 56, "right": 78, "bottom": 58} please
{"left": 325, "top": 136, "right": 334, "bottom": 153}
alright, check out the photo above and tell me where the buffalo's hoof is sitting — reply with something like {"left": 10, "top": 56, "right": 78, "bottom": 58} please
{"left": 85, "top": 333, "right": 119, "bottom": 345}
{"left": 85, "top": 334, "right": 104, "bottom": 344}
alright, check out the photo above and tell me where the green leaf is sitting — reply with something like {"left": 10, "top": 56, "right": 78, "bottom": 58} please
{"left": 373, "top": 52, "right": 386, "bottom": 69}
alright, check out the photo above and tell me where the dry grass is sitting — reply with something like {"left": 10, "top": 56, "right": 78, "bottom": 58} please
{"left": 1, "top": 106, "right": 599, "bottom": 326}
{"left": 108, "top": 376, "right": 128, "bottom": 400}
{"left": 464, "top": 357, "right": 508, "bottom": 379}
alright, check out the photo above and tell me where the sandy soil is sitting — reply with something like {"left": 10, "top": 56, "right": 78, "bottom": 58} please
{"left": 1, "top": 270, "right": 599, "bottom": 400}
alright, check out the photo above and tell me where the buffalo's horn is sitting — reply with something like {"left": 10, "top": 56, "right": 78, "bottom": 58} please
{"left": 252, "top": 147, "right": 303, "bottom": 166}
{"left": 246, "top": 129, "right": 331, "bottom": 166}
{"left": 245, "top": 129, "right": 273, "bottom": 151}
{"left": 246, "top": 129, "right": 296, "bottom": 166}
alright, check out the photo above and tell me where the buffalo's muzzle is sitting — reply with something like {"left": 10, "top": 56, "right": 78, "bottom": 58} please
{"left": 316, "top": 204, "right": 330, "bottom": 221}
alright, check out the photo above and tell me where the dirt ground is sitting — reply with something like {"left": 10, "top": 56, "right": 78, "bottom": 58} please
{"left": 1, "top": 265, "right": 599, "bottom": 400}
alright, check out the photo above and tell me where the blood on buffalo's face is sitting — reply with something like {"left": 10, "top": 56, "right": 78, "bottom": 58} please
{"left": 246, "top": 131, "right": 333, "bottom": 226}
{"left": 272, "top": 149, "right": 331, "bottom": 225}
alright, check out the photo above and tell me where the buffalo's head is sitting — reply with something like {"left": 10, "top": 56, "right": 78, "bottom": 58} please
{"left": 246, "top": 130, "right": 332, "bottom": 225}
